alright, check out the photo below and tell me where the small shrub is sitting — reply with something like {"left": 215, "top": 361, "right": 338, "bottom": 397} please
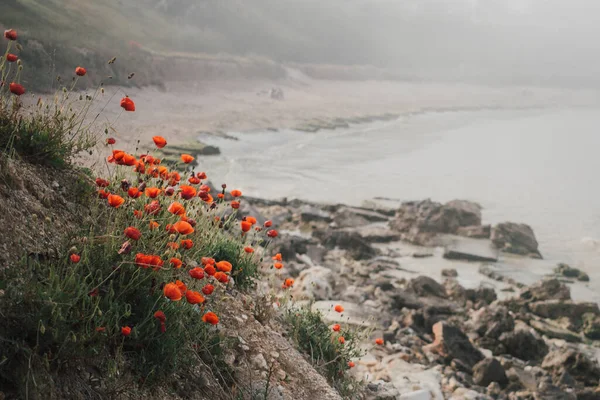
{"left": 284, "top": 307, "right": 365, "bottom": 398}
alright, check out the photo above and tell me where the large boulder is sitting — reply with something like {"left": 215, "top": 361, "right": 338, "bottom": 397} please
{"left": 470, "top": 305, "right": 515, "bottom": 340}
{"left": 423, "top": 322, "right": 484, "bottom": 371}
{"left": 456, "top": 224, "right": 491, "bottom": 239}
{"left": 499, "top": 329, "right": 548, "bottom": 362}
{"left": 491, "top": 222, "right": 542, "bottom": 258}
{"left": 554, "top": 263, "right": 590, "bottom": 282}
{"left": 389, "top": 199, "right": 482, "bottom": 246}
{"left": 333, "top": 206, "right": 389, "bottom": 228}
{"left": 312, "top": 229, "right": 377, "bottom": 260}
{"left": 528, "top": 300, "right": 600, "bottom": 327}
{"left": 520, "top": 279, "right": 571, "bottom": 302}
{"left": 409, "top": 276, "right": 447, "bottom": 298}
{"left": 542, "top": 349, "right": 600, "bottom": 387}
{"left": 472, "top": 358, "right": 508, "bottom": 387}
{"left": 299, "top": 205, "right": 332, "bottom": 223}
{"left": 272, "top": 234, "right": 314, "bottom": 261}
{"left": 292, "top": 266, "right": 334, "bottom": 301}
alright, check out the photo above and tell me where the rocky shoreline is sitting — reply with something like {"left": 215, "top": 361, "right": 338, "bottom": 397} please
{"left": 239, "top": 195, "right": 600, "bottom": 399}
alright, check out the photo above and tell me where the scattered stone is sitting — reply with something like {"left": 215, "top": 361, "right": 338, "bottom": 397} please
{"left": 499, "top": 329, "right": 548, "bottom": 362}
{"left": 470, "top": 305, "right": 515, "bottom": 339}
{"left": 473, "top": 358, "right": 508, "bottom": 387}
{"left": 423, "top": 322, "right": 484, "bottom": 371}
{"left": 352, "top": 225, "right": 402, "bottom": 243}
{"left": 554, "top": 263, "right": 590, "bottom": 282}
{"left": 528, "top": 319, "right": 582, "bottom": 343}
{"left": 410, "top": 276, "right": 448, "bottom": 298}
{"left": 300, "top": 205, "right": 332, "bottom": 223}
{"left": 457, "top": 224, "right": 491, "bottom": 239}
{"left": 313, "top": 229, "right": 377, "bottom": 260}
{"left": 542, "top": 349, "right": 600, "bottom": 387}
{"left": 528, "top": 300, "right": 599, "bottom": 325}
{"left": 582, "top": 313, "right": 600, "bottom": 340}
{"left": 442, "top": 269, "right": 458, "bottom": 278}
{"left": 333, "top": 206, "right": 389, "bottom": 228}
{"left": 292, "top": 266, "right": 334, "bottom": 301}
{"left": 520, "top": 279, "right": 571, "bottom": 302}
{"left": 491, "top": 222, "right": 542, "bottom": 258}
{"left": 441, "top": 235, "right": 498, "bottom": 262}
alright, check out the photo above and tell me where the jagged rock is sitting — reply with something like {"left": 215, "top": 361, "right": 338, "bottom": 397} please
{"left": 520, "top": 279, "right": 571, "bottom": 301}
{"left": 333, "top": 207, "right": 389, "bottom": 228}
{"left": 364, "top": 381, "right": 400, "bottom": 400}
{"left": 300, "top": 205, "right": 332, "bottom": 223}
{"left": 292, "top": 266, "right": 334, "bottom": 301}
{"left": 313, "top": 229, "right": 376, "bottom": 260}
{"left": 542, "top": 349, "right": 600, "bottom": 387}
{"left": 473, "top": 358, "right": 508, "bottom": 387}
{"left": 410, "top": 276, "right": 447, "bottom": 298}
{"left": 499, "top": 329, "right": 548, "bottom": 362}
{"left": 389, "top": 199, "right": 482, "bottom": 245}
{"left": 457, "top": 224, "right": 491, "bottom": 239}
{"left": 272, "top": 233, "right": 313, "bottom": 261}
{"left": 423, "top": 322, "right": 484, "bottom": 371}
{"left": 470, "top": 305, "right": 515, "bottom": 340}
{"left": 554, "top": 263, "right": 590, "bottom": 282}
{"left": 491, "top": 222, "right": 542, "bottom": 258}
{"left": 442, "top": 269, "right": 458, "bottom": 278}
{"left": 305, "top": 244, "right": 327, "bottom": 264}
{"left": 350, "top": 225, "right": 401, "bottom": 243}
{"left": 528, "top": 319, "right": 582, "bottom": 343}
{"left": 466, "top": 287, "right": 497, "bottom": 306}
{"left": 582, "top": 313, "right": 600, "bottom": 340}
{"left": 528, "top": 300, "right": 599, "bottom": 326}
{"left": 442, "top": 236, "right": 498, "bottom": 262}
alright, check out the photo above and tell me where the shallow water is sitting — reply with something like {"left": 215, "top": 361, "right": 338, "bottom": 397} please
{"left": 203, "top": 107, "right": 600, "bottom": 288}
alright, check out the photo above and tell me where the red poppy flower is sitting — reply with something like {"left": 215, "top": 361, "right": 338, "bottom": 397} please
{"left": 106, "top": 137, "right": 116, "bottom": 145}
{"left": 167, "top": 242, "right": 179, "bottom": 250}
{"left": 201, "top": 193, "right": 213, "bottom": 203}
{"left": 164, "top": 186, "right": 175, "bottom": 196}
{"left": 154, "top": 310, "right": 166, "bottom": 323}
{"left": 338, "top": 336, "right": 345, "bottom": 344}
{"left": 216, "top": 261, "right": 232, "bottom": 273}
{"left": 231, "top": 201, "right": 240, "bottom": 209}
{"left": 98, "top": 189, "right": 110, "bottom": 199}
{"left": 128, "top": 187, "right": 142, "bottom": 198}
{"left": 9, "top": 83, "right": 25, "bottom": 96}
{"left": 348, "top": 361, "right": 355, "bottom": 368}
{"left": 284, "top": 278, "right": 294, "bottom": 288}
{"left": 134, "top": 160, "right": 146, "bottom": 174}
{"left": 186, "top": 290, "right": 205, "bottom": 305}
{"left": 4, "top": 29, "right": 17, "bottom": 41}
{"left": 168, "top": 202, "right": 186, "bottom": 216}
{"left": 241, "top": 221, "right": 252, "bottom": 233}
{"left": 163, "top": 283, "right": 182, "bottom": 301}
{"left": 245, "top": 216, "right": 257, "bottom": 225}
{"left": 6, "top": 54, "right": 18, "bottom": 62}
{"left": 204, "top": 265, "right": 216, "bottom": 276}
{"left": 188, "top": 176, "right": 200, "bottom": 185}
{"left": 124, "top": 226, "right": 141, "bottom": 241}
{"left": 170, "top": 258, "right": 183, "bottom": 269}
{"left": 145, "top": 187, "right": 161, "bottom": 198}
{"left": 197, "top": 172, "right": 207, "bottom": 180}
{"left": 274, "top": 262, "right": 283, "bottom": 270}
{"left": 135, "top": 253, "right": 164, "bottom": 270}
{"left": 181, "top": 154, "right": 194, "bottom": 164}
{"left": 217, "top": 193, "right": 225, "bottom": 199}
{"left": 122, "top": 154, "right": 137, "bottom": 166}
{"left": 175, "top": 280, "right": 187, "bottom": 293}
{"left": 214, "top": 272, "right": 229, "bottom": 283}
{"left": 95, "top": 327, "right": 106, "bottom": 333}
{"left": 149, "top": 221, "right": 159, "bottom": 230}
{"left": 202, "top": 284, "right": 215, "bottom": 295}
{"left": 332, "top": 324, "right": 341, "bottom": 332}
{"left": 152, "top": 136, "right": 167, "bottom": 148}
{"left": 272, "top": 253, "right": 282, "bottom": 261}
{"left": 88, "top": 288, "right": 99, "bottom": 297}
{"left": 267, "top": 230, "right": 279, "bottom": 238}
{"left": 231, "top": 190, "right": 242, "bottom": 197}
{"left": 70, "top": 254, "right": 81, "bottom": 263}
{"left": 179, "top": 185, "right": 196, "bottom": 200}
{"left": 75, "top": 66, "right": 87, "bottom": 76}
{"left": 244, "top": 246, "right": 254, "bottom": 253}
{"left": 180, "top": 239, "right": 193, "bottom": 249}
{"left": 95, "top": 178, "right": 109, "bottom": 187}
{"left": 144, "top": 200, "right": 161, "bottom": 215}
{"left": 375, "top": 338, "right": 384, "bottom": 345}
{"left": 264, "top": 220, "right": 273, "bottom": 228}
{"left": 189, "top": 267, "right": 205, "bottom": 280}
{"left": 107, "top": 194, "right": 125, "bottom": 208}
{"left": 168, "top": 171, "right": 181, "bottom": 184}
{"left": 173, "top": 220, "right": 194, "bottom": 235}
{"left": 202, "top": 312, "right": 219, "bottom": 325}
{"left": 120, "top": 97, "right": 135, "bottom": 112}
{"left": 334, "top": 305, "right": 344, "bottom": 313}
{"left": 199, "top": 184, "right": 211, "bottom": 193}
{"left": 201, "top": 257, "right": 215, "bottom": 266}
{"left": 121, "top": 326, "right": 132, "bottom": 336}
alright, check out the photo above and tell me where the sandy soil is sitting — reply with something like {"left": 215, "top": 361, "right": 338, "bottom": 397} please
{"left": 84, "top": 69, "right": 599, "bottom": 152}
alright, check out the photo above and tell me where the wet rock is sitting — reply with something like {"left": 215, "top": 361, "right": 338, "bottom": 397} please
{"left": 313, "top": 229, "right": 377, "bottom": 260}
{"left": 473, "top": 358, "right": 508, "bottom": 387}
{"left": 554, "top": 263, "right": 590, "bottom": 282}
{"left": 333, "top": 206, "right": 389, "bottom": 228}
{"left": 423, "top": 322, "right": 484, "bottom": 371}
{"left": 582, "top": 313, "right": 600, "bottom": 340}
{"left": 491, "top": 222, "right": 542, "bottom": 259}
{"left": 542, "top": 349, "right": 600, "bottom": 387}
{"left": 457, "top": 224, "right": 491, "bottom": 239}
{"left": 499, "top": 329, "right": 548, "bottom": 362}
{"left": 389, "top": 199, "right": 482, "bottom": 246}
{"left": 442, "top": 269, "right": 458, "bottom": 278}
{"left": 300, "top": 205, "right": 332, "bottom": 223}
{"left": 528, "top": 300, "right": 599, "bottom": 325}
{"left": 442, "top": 236, "right": 498, "bottom": 262}
{"left": 410, "top": 276, "right": 448, "bottom": 298}
{"left": 520, "top": 279, "right": 571, "bottom": 301}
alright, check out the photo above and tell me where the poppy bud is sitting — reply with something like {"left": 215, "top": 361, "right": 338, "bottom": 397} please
{"left": 4, "top": 29, "right": 17, "bottom": 41}
{"left": 121, "top": 179, "right": 130, "bottom": 191}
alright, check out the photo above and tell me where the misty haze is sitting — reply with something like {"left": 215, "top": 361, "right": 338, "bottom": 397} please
{"left": 1, "top": 1, "right": 600, "bottom": 399}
